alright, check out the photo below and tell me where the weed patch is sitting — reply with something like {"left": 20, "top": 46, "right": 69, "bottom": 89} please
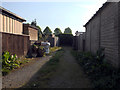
{"left": 2, "top": 51, "right": 33, "bottom": 76}
{"left": 71, "top": 49, "right": 120, "bottom": 88}
{"left": 49, "top": 47, "right": 62, "bottom": 55}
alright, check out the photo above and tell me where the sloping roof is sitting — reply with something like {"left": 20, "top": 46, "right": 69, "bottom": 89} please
{"left": 84, "top": 2, "right": 110, "bottom": 27}
{"left": 0, "top": 6, "right": 26, "bottom": 22}
{"left": 24, "top": 24, "right": 39, "bottom": 30}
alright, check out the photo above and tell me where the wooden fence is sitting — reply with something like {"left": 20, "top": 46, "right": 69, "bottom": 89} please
{"left": 1, "top": 32, "right": 30, "bottom": 57}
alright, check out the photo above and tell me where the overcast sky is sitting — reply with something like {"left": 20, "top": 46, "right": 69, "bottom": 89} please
{"left": 1, "top": 0, "right": 107, "bottom": 35}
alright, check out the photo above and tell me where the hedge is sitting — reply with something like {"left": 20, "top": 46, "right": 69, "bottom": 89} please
{"left": 58, "top": 34, "right": 73, "bottom": 46}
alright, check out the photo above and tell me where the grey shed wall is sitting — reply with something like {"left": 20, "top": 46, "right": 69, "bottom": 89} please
{"left": 118, "top": 3, "right": 120, "bottom": 67}
{"left": 85, "top": 13, "right": 100, "bottom": 54}
{"left": 100, "top": 3, "right": 119, "bottom": 67}
{"left": 84, "top": 2, "right": 120, "bottom": 67}
{"left": 78, "top": 33, "right": 86, "bottom": 52}
{"left": 78, "top": 34, "right": 82, "bottom": 51}
{"left": 85, "top": 24, "right": 91, "bottom": 52}
{"left": 73, "top": 36, "right": 79, "bottom": 50}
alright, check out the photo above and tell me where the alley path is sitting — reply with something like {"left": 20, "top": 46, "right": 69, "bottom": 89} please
{"left": 2, "top": 56, "right": 52, "bottom": 88}
{"left": 47, "top": 47, "right": 92, "bottom": 88}
{"left": 2, "top": 47, "right": 93, "bottom": 88}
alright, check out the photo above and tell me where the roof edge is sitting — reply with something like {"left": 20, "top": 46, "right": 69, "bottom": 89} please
{"left": 24, "top": 24, "right": 39, "bottom": 30}
{"left": 83, "top": 2, "right": 110, "bottom": 27}
{"left": 0, "top": 6, "right": 26, "bottom": 22}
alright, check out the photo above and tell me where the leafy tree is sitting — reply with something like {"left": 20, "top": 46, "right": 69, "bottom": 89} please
{"left": 31, "top": 19, "right": 37, "bottom": 26}
{"left": 64, "top": 27, "right": 72, "bottom": 34}
{"left": 43, "top": 26, "right": 52, "bottom": 36}
{"left": 36, "top": 26, "right": 43, "bottom": 40}
{"left": 54, "top": 28, "right": 62, "bottom": 36}
{"left": 26, "top": 23, "right": 30, "bottom": 24}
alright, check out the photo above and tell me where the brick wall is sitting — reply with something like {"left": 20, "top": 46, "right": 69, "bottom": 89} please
{"left": 84, "top": 2, "right": 120, "bottom": 67}
{"left": 85, "top": 24, "right": 91, "bottom": 52}
{"left": 1, "top": 32, "right": 30, "bottom": 57}
{"left": 90, "top": 14, "right": 100, "bottom": 54}
{"left": 118, "top": 2, "right": 120, "bottom": 67}
{"left": 100, "top": 3, "right": 119, "bottom": 67}
{"left": 85, "top": 14, "right": 100, "bottom": 54}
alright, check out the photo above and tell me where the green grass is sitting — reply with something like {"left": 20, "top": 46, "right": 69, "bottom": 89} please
{"left": 21, "top": 48, "right": 64, "bottom": 88}
{"left": 49, "top": 47, "right": 62, "bottom": 55}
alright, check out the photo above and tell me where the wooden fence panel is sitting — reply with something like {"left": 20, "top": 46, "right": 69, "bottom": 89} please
{"left": 2, "top": 32, "right": 29, "bottom": 57}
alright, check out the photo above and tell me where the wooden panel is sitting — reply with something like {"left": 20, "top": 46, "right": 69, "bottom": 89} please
{"left": 2, "top": 32, "right": 30, "bottom": 57}
{"left": 0, "top": 14, "right": 2, "bottom": 32}
{"left": 9, "top": 18, "right": 12, "bottom": 33}
{"left": 3, "top": 15, "right": 6, "bottom": 32}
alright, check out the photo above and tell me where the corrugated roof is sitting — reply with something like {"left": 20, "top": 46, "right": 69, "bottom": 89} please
{"left": 0, "top": 6, "right": 26, "bottom": 22}
{"left": 83, "top": 2, "right": 110, "bottom": 27}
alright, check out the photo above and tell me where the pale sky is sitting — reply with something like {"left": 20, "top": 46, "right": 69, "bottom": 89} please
{"left": 1, "top": 0, "right": 107, "bottom": 35}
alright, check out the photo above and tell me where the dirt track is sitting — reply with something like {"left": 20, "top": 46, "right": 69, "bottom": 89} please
{"left": 2, "top": 56, "right": 52, "bottom": 88}
{"left": 2, "top": 47, "right": 93, "bottom": 88}
{"left": 47, "top": 47, "right": 92, "bottom": 88}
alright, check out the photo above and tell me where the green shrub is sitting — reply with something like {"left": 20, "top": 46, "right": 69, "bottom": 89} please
{"left": 71, "top": 49, "right": 120, "bottom": 88}
{"left": 37, "top": 46, "right": 45, "bottom": 57}
{"left": 27, "top": 44, "right": 45, "bottom": 58}
{"left": 2, "top": 51, "right": 20, "bottom": 76}
{"left": 32, "top": 44, "right": 38, "bottom": 53}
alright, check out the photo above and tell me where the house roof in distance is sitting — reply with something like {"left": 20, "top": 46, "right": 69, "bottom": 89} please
{"left": 0, "top": 6, "right": 26, "bottom": 22}
{"left": 75, "top": 31, "right": 85, "bottom": 36}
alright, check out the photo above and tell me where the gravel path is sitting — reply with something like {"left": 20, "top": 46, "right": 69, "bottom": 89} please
{"left": 2, "top": 56, "right": 52, "bottom": 88}
{"left": 47, "top": 47, "right": 93, "bottom": 88}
